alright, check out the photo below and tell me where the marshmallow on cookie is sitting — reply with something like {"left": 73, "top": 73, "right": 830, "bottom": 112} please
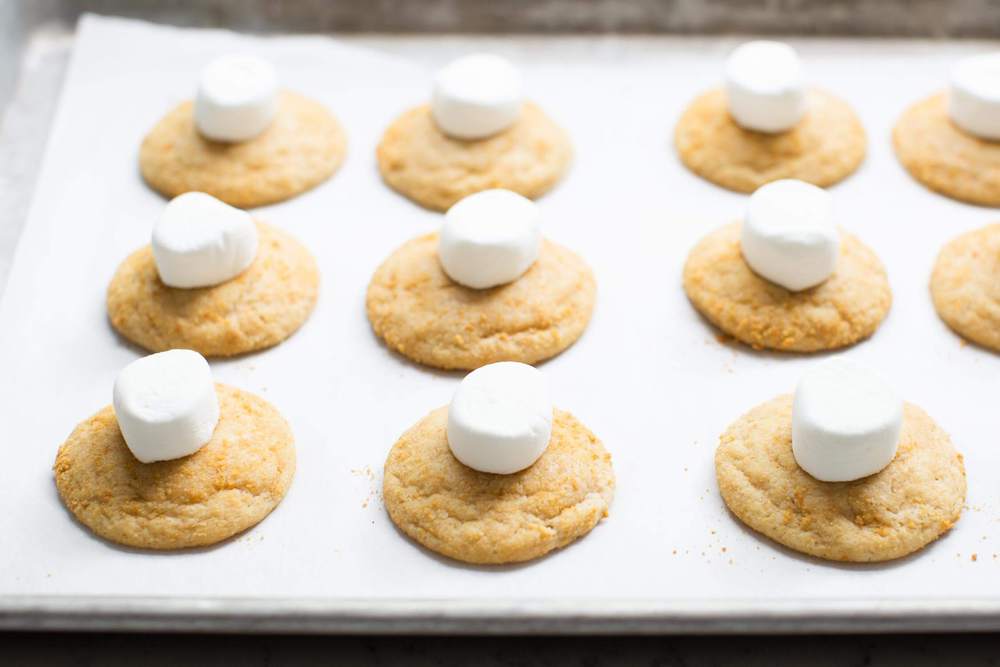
{"left": 740, "top": 179, "right": 838, "bottom": 291}
{"left": 725, "top": 41, "right": 806, "bottom": 134}
{"left": 438, "top": 189, "right": 542, "bottom": 289}
{"left": 948, "top": 52, "right": 1000, "bottom": 141}
{"left": 791, "top": 359, "right": 902, "bottom": 482}
{"left": 431, "top": 54, "right": 524, "bottom": 140}
{"left": 152, "top": 192, "right": 258, "bottom": 289}
{"left": 447, "top": 361, "right": 553, "bottom": 474}
{"left": 195, "top": 54, "right": 279, "bottom": 143}
{"left": 113, "top": 349, "right": 220, "bottom": 463}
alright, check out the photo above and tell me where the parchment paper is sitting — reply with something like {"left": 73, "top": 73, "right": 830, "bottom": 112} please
{"left": 3, "top": 15, "right": 1000, "bottom": 609}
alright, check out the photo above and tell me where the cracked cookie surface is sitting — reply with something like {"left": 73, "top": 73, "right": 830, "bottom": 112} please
{"left": 675, "top": 88, "right": 866, "bottom": 193}
{"left": 365, "top": 233, "right": 595, "bottom": 370}
{"left": 682, "top": 222, "right": 891, "bottom": 352}
{"left": 930, "top": 223, "right": 1000, "bottom": 350}
{"left": 54, "top": 384, "right": 296, "bottom": 550}
{"left": 140, "top": 91, "right": 346, "bottom": 208}
{"left": 715, "top": 395, "right": 965, "bottom": 562}
{"left": 376, "top": 102, "right": 572, "bottom": 211}
{"left": 383, "top": 407, "right": 614, "bottom": 564}
{"left": 894, "top": 92, "right": 1000, "bottom": 206}
{"left": 107, "top": 222, "right": 319, "bottom": 357}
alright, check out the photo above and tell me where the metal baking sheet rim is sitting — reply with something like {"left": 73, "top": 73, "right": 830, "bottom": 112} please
{"left": 3, "top": 597, "right": 1000, "bottom": 634}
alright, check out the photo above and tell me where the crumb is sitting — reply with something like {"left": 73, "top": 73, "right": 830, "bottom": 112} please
{"left": 721, "top": 547, "right": 727, "bottom": 553}
{"left": 972, "top": 553, "right": 978, "bottom": 562}
{"left": 672, "top": 549, "right": 677, "bottom": 555}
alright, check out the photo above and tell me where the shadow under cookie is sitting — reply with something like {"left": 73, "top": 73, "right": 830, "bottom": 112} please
{"left": 894, "top": 92, "right": 1000, "bottom": 207}
{"left": 365, "top": 233, "right": 595, "bottom": 370}
{"left": 675, "top": 88, "right": 866, "bottom": 193}
{"left": 53, "top": 384, "right": 296, "bottom": 550}
{"left": 383, "top": 407, "right": 614, "bottom": 565}
{"left": 682, "top": 223, "right": 891, "bottom": 352}
{"left": 931, "top": 223, "right": 1000, "bottom": 351}
{"left": 376, "top": 103, "right": 572, "bottom": 212}
{"left": 715, "top": 395, "right": 966, "bottom": 563}
{"left": 107, "top": 222, "right": 319, "bottom": 357}
{"left": 140, "top": 91, "right": 346, "bottom": 208}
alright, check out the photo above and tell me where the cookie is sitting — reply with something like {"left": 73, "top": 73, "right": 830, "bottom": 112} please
{"left": 376, "top": 103, "right": 572, "bottom": 211}
{"left": 366, "top": 233, "right": 595, "bottom": 370}
{"left": 107, "top": 222, "right": 319, "bottom": 357}
{"left": 383, "top": 406, "right": 614, "bottom": 564}
{"left": 715, "top": 395, "right": 965, "bottom": 562}
{"left": 930, "top": 223, "right": 1000, "bottom": 350}
{"left": 140, "top": 91, "right": 346, "bottom": 208}
{"left": 675, "top": 88, "right": 866, "bottom": 193}
{"left": 894, "top": 92, "right": 1000, "bottom": 206}
{"left": 682, "top": 222, "right": 891, "bottom": 352}
{"left": 54, "top": 383, "right": 295, "bottom": 550}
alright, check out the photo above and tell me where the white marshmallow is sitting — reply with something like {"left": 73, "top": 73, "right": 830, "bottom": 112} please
{"left": 949, "top": 53, "right": 1000, "bottom": 141}
{"left": 792, "top": 359, "right": 902, "bottom": 482}
{"left": 724, "top": 41, "right": 806, "bottom": 133}
{"left": 195, "top": 54, "right": 278, "bottom": 142}
{"left": 447, "top": 362, "right": 553, "bottom": 475}
{"left": 152, "top": 192, "right": 258, "bottom": 289}
{"left": 741, "top": 179, "right": 838, "bottom": 291}
{"left": 431, "top": 53, "right": 524, "bottom": 139}
{"left": 439, "top": 189, "right": 541, "bottom": 289}
{"left": 112, "top": 350, "right": 220, "bottom": 464}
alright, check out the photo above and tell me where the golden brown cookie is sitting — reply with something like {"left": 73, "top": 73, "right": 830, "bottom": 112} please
{"left": 715, "top": 395, "right": 965, "bottom": 562}
{"left": 54, "top": 384, "right": 296, "bottom": 550}
{"left": 140, "top": 91, "right": 346, "bottom": 208}
{"left": 376, "top": 102, "right": 572, "bottom": 211}
{"left": 366, "top": 233, "right": 595, "bottom": 370}
{"left": 675, "top": 88, "right": 866, "bottom": 193}
{"left": 383, "top": 406, "right": 614, "bottom": 564}
{"left": 894, "top": 92, "right": 1000, "bottom": 206}
{"left": 107, "top": 222, "right": 319, "bottom": 357}
{"left": 682, "top": 222, "right": 891, "bottom": 352}
{"left": 930, "top": 223, "right": 1000, "bottom": 350}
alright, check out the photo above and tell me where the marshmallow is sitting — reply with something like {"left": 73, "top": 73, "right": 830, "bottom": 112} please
{"left": 195, "top": 54, "right": 278, "bottom": 142}
{"left": 949, "top": 53, "right": 1000, "bottom": 141}
{"left": 447, "top": 362, "right": 553, "bottom": 474}
{"left": 439, "top": 189, "right": 541, "bottom": 289}
{"left": 152, "top": 192, "right": 258, "bottom": 289}
{"left": 792, "top": 359, "right": 902, "bottom": 482}
{"left": 741, "top": 179, "right": 838, "bottom": 291}
{"left": 431, "top": 53, "right": 524, "bottom": 139}
{"left": 724, "top": 41, "right": 806, "bottom": 133}
{"left": 112, "top": 350, "right": 220, "bottom": 464}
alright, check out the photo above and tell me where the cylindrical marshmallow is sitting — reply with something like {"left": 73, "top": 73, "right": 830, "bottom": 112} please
{"left": 194, "top": 54, "right": 278, "bottom": 142}
{"left": 724, "top": 41, "right": 806, "bottom": 133}
{"left": 439, "top": 189, "right": 541, "bottom": 289}
{"left": 431, "top": 53, "right": 524, "bottom": 140}
{"left": 447, "top": 361, "right": 553, "bottom": 475}
{"left": 949, "top": 52, "right": 1000, "bottom": 141}
{"left": 792, "top": 359, "right": 902, "bottom": 482}
{"left": 112, "top": 350, "right": 220, "bottom": 464}
{"left": 152, "top": 192, "right": 258, "bottom": 289}
{"left": 740, "top": 179, "right": 839, "bottom": 291}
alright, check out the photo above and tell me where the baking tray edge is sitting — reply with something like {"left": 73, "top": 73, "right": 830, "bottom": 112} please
{"left": 3, "top": 597, "right": 1000, "bottom": 634}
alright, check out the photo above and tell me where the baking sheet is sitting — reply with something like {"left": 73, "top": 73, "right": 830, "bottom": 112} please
{"left": 3, "top": 14, "right": 1000, "bottom": 632}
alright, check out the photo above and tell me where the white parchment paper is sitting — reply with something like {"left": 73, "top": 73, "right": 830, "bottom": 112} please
{"left": 3, "top": 15, "right": 1000, "bottom": 608}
